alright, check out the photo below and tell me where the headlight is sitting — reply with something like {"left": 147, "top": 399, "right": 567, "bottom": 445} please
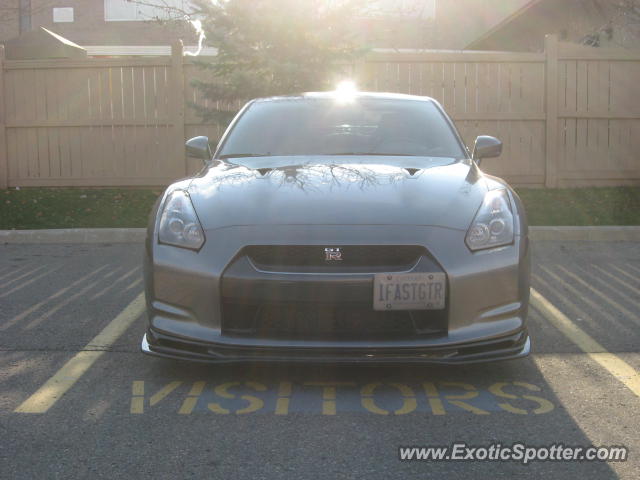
{"left": 465, "top": 189, "right": 514, "bottom": 251}
{"left": 158, "top": 190, "right": 205, "bottom": 250}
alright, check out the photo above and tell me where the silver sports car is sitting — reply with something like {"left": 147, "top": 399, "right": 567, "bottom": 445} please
{"left": 142, "top": 92, "right": 531, "bottom": 364}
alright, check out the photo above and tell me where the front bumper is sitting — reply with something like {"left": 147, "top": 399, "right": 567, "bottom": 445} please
{"left": 144, "top": 224, "right": 531, "bottom": 365}
{"left": 141, "top": 329, "right": 530, "bottom": 365}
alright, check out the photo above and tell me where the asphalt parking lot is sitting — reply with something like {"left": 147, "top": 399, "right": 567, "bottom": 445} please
{"left": 0, "top": 240, "right": 638, "bottom": 479}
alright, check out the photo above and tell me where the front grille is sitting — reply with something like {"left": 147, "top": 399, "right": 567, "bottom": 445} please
{"left": 245, "top": 245, "right": 424, "bottom": 272}
{"left": 221, "top": 302, "right": 447, "bottom": 341}
{"left": 221, "top": 244, "right": 448, "bottom": 341}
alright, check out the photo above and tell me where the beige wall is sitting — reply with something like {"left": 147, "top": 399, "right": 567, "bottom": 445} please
{"left": 0, "top": 0, "right": 196, "bottom": 45}
{"left": 0, "top": 0, "right": 20, "bottom": 43}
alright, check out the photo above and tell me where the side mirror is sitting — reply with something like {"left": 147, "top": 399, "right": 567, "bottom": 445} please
{"left": 185, "top": 136, "right": 212, "bottom": 161}
{"left": 472, "top": 136, "right": 502, "bottom": 165}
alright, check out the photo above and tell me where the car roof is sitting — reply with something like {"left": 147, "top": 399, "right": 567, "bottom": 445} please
{"left": 253, "top": 91, "right": 438, "bottom": 103}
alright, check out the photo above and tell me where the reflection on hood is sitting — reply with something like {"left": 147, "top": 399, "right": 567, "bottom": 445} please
{"left": 187, "top": 156, "right": 487, "bottom": 231}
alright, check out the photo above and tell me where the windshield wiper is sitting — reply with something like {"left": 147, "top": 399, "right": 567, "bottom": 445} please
{"left": 218, "top": 153, "right": 272, "bottom": 159}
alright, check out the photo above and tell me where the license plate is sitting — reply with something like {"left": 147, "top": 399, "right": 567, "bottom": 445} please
{"left": 373, "top": 273, "right": 446, "bottom": 310}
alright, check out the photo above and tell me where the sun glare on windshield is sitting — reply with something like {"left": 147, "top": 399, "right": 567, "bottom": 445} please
{"left": 334, "top": 80, "right": 358, "bottom": 104}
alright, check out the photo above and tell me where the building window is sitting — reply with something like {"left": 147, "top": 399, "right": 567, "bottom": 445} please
{"left": 371, "top": 0, "right": 436, "bottom": 19}
{"left": 53, "top": 7, "right": 74, "bottom": 23}
{"left": 104, "top": 0, "right": 191, "bottom": 22}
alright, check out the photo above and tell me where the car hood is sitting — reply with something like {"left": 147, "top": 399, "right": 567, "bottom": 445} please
{"left": 187, "top": 156, "right": 489, "bottom": 231}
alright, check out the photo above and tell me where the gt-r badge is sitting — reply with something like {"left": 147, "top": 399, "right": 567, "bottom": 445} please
{"left": 324, "top": 248, "right": 343, "bottom": 261}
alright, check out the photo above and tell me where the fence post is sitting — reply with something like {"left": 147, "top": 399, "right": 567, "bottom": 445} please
{"left": 544, "top": 34, "right": 559, "bottom": 188}
{"left": 352, "top": 57, "right": 367, "bottom": 90}
{"left": 0, "top": 45, "right": 8, "bottom": 189}
{"left": 171, "top": 40, "right": 187, "bottom": 176}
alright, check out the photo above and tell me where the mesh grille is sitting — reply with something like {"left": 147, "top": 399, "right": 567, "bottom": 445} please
{"left": 221, "top": 302, "right": 446, "bottom": 340}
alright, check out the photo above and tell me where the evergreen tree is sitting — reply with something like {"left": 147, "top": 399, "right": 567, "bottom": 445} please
{"left": 188, "top": 0, "right": 368, "bottom": 126}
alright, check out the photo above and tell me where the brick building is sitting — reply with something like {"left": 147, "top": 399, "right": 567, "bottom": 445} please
{"left": 467, "top": 0, "right": 640, "bottom": 51}
{"left": 0, "top": 0, "right": 196, "bottom": 46}
{"left": 1, "top": 0, "right": 533, "bottom": 54}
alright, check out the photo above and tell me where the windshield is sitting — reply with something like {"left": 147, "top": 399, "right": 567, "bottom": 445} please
{"left": 218, "top": 97, "right": 467, "bottom": 159}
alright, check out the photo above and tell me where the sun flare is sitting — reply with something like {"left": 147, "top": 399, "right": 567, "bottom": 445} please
{"left": 334, "top": 80, "right": 358, "bottom": 103}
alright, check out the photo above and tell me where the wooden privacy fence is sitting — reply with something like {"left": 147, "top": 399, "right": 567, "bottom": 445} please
{"left": 0, "top": 34, "right": 639, "bottom": 189}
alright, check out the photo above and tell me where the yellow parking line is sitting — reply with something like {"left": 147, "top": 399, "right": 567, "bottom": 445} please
{"left": 125, "top": 278, "right": 143, "bottom": 291}
{"left": 130, "top": 381, "right": 145, "bottom": 414}
{"left": 14, "top": 292, "right": 146, "bottom": 414}
{"left": 530, "top": 288, "right": 640, "bottom": 398}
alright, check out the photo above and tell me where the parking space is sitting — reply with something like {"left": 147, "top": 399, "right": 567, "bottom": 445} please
{"left": 0, "top": 241, "right": 638, "bottom": 478}
{"left": 530, "top": 241, "right": 639, "bottom": 355}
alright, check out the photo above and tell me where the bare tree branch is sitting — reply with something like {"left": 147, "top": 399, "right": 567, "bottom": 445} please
{"left": 579, "top": 0, "right": 640, "bottom": 47}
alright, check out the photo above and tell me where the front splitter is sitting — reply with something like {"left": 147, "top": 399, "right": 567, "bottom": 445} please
{"left": 141, "top": 330, "right": 530, "bottom": 365}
